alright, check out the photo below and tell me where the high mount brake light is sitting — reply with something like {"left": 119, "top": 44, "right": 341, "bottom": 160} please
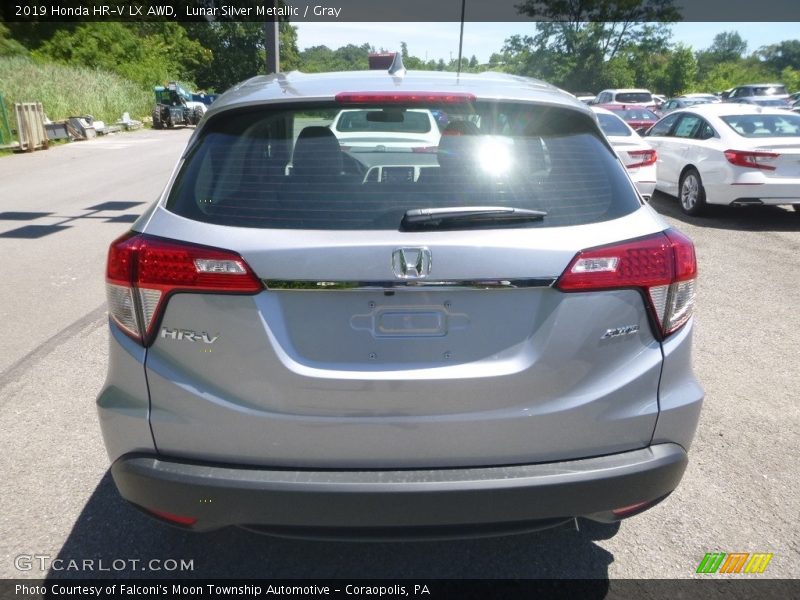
{"left": 724, "top": 149, "right": 779, "bottom": 171}
{"left": 625, "top": 149, "right": 657, "bottom": 169}
{"left": 335, "top": 92, "right": 477, "bottom": 105}
{"left": 105, "top": 233, "right": 262, "bottom": 345}
{"left": 556, "top": 230, "right": 697, "bottom": 338}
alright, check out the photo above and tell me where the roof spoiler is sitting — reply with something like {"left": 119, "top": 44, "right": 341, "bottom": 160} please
{"left": 368, "top": 52, "right": 406, "bottom": 76}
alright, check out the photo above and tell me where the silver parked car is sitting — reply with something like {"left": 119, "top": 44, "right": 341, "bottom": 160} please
{"left": 724, "top": 83, "right": 791, "bottom": 108}
{"left": 98, "top": 64, "right": 703, "bottom": 537}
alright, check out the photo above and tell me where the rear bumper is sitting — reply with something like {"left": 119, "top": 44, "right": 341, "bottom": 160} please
{"left": 111, "top": 443, "right": 688, "bottom": 536}
{"left": 706, "top": 179, "right": 800, "bottom": 206}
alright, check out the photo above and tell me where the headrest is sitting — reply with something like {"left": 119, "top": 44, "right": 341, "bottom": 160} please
{"left": 293, "top": 126, "right": 343, "bottom": 178}
{"left": 437, "top": 120, "right": 481, "bottom": 171}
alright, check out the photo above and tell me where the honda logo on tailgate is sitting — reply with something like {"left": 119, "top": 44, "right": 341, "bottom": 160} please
{"left": 392, "top": 247, "right": 432, "bottom": 279}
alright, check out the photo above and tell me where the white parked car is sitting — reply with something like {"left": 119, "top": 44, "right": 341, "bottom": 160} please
{"left": 330, "top": 108, "right": 441, "bottom": 152}
{"left": 592, "top": 107, "right": 657, "bottom": 201}
{"left": 644, "top": 103, "right": 800, "bottom": 215}
{"left": 593, "top": 88, "right": 658, "bottom": 111}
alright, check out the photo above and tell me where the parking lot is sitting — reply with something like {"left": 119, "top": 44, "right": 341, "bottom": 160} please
{"left": 0, "top": 128, "right": 798, "bottom": 580}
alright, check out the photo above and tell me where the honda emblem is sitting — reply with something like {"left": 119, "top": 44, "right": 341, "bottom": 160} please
{"left": 392, "top": 247, "right": 432, "bottom": 279}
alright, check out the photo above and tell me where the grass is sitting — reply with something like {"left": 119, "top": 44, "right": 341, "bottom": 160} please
{"left": 0, "top": 56, "right": 152, "bottom": 144}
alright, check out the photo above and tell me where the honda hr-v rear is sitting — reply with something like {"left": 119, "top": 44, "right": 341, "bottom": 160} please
{"left": 97, "top": 66, "right": 703, "bottom": 537}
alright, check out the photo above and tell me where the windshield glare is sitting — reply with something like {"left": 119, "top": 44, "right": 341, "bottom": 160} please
{"left": 752, "top": 86, "right": 788, "bottom": 96}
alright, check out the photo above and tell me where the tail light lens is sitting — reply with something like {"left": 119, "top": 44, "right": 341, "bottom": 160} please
{"left": 625, "top": 148, "right": 657, "bottom": 169}
{"left": 106, "top": 232, "right": 262, "bottom": 345}
{"left": 556, "top": 230, "right": 697, "bottom": 338}
{"left": 724, "top": 149, "right": 779, "bottom": 171}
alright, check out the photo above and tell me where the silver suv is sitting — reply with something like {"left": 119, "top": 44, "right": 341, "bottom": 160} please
{"left": 97, "top": 64, "right": 703, "bottom": 537}
{"left": 725, "top": 83, "right": 791, "bottom": 108}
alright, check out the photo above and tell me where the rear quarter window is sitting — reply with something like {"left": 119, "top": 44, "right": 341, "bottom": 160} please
{"left": 166, "top": 102, "right": 642, "bottom": 230}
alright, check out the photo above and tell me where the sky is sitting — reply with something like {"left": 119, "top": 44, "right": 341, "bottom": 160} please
{"left": 294, "top": 22, "right": 800, "bottom": 64}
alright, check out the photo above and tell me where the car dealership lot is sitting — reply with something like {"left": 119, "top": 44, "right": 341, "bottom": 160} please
{"left": 0, "top": 129, "right": 798, "bottom": 579}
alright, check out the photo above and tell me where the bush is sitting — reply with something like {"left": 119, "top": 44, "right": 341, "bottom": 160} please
{"left": 0, "top": 55, "right": 151, "bottom": 139}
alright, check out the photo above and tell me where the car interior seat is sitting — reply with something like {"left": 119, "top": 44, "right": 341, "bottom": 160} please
{"left": 417, "top": 120, "right": 482, "bottom": 185}
{"left": 291, "top": 126, "right": 344, "bottom": 180}
{"left": 739, "top": 121, "right": 756, "bottom": 135}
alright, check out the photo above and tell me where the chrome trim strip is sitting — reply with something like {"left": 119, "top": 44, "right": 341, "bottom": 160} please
{"left": 264, "top": 279, "right": 556, "bottom": 291}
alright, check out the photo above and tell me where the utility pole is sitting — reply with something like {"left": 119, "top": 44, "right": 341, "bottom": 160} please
{"left": 456, "top": 0, "right": 465, "bottom": 76}
{"left": 264, "top": 0, "right": 280, "bottom": 74}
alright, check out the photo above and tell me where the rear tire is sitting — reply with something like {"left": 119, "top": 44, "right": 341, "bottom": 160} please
{"left": 192, "top": 106, "right": 205, "bottom": 125}
{"left": 679, "top": 168, "right": 707, "bottom": 216}
{"left": 151, "top": 107, "right": 163, "bottom": 130}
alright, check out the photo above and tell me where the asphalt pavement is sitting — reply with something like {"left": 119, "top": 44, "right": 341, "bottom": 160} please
{"left": 0, "top": 129, "right": 798, "bottom": 581}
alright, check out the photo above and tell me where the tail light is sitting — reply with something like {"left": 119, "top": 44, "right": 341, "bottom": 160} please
{"left": 411, "top": 146, "right": 439, "bottom": 153}
{"left": 556, "top": 230, "right": 697, "bottom": 338}
{"left": 106, "top": 232, "right": 262, "bottom": 345}
{"left": 724, "top": 149, "right": 779, "bottom": 171}
{"left": 625, "top": 149, "right": 657, "bottom": 169}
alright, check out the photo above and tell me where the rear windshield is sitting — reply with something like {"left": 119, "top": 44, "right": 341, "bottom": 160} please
{"left": 614, "top": 92, "right": 652, "bottom": 103}
{"left": 335, "top": 109, "right": 432, "bottom": 133}
{"left": 752, "top": 86, "right": 787, "bottom": 96}
{"left": 166, "top": 102, "right": 641, "bottom": 230}
{"left": 682, "top": 98, "right": 711, "bottom": 106}
{"left": 720, "top": 114, "right": 800, "bottom": 137}
{"left": 609, "top": 108, "right": 658, "bottom": 121}
{"left": 596, "top": 113, "right": 632, "bottom": 136}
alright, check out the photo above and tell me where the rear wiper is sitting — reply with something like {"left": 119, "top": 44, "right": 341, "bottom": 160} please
{"left": 401, "top": 206, "right": 547, "bottom": 230}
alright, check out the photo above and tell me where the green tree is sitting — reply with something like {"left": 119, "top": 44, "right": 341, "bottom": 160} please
{"left": 186, "top": 22, "right": 265, "bottom": 90}
{"left": 400, "top": 42, "right": 426, "bottom": 69}
{"left": 780, "top": 66, "right": 800, "bottom": 92}
{"left": 32, "top": 22, "right": 210, "bottom": 88}
{"left": 695, "top": 59, "right": 775, "bottom": 94}
{"left": 696, "top": 31, "right": 748, "bottom": 80}
{"left": 757, "top": 40, "right": 800, "bottom": 73}
{"left": 661, "top": 44, "right": 697, "bottom": 96}
{"left": 708, "top": 31, "right": 748, "bottom": 61}
{"left": 277, "top": 22, "right": 300, "bottom": 71}
{"left": 0, "top": 22, "right": 27, "bottom": 57}
{"left": 297, "top": 43, "right": 372, "bottom": 73}
{"left": 510, "top": 0, "right": 678, "bottom": 90}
